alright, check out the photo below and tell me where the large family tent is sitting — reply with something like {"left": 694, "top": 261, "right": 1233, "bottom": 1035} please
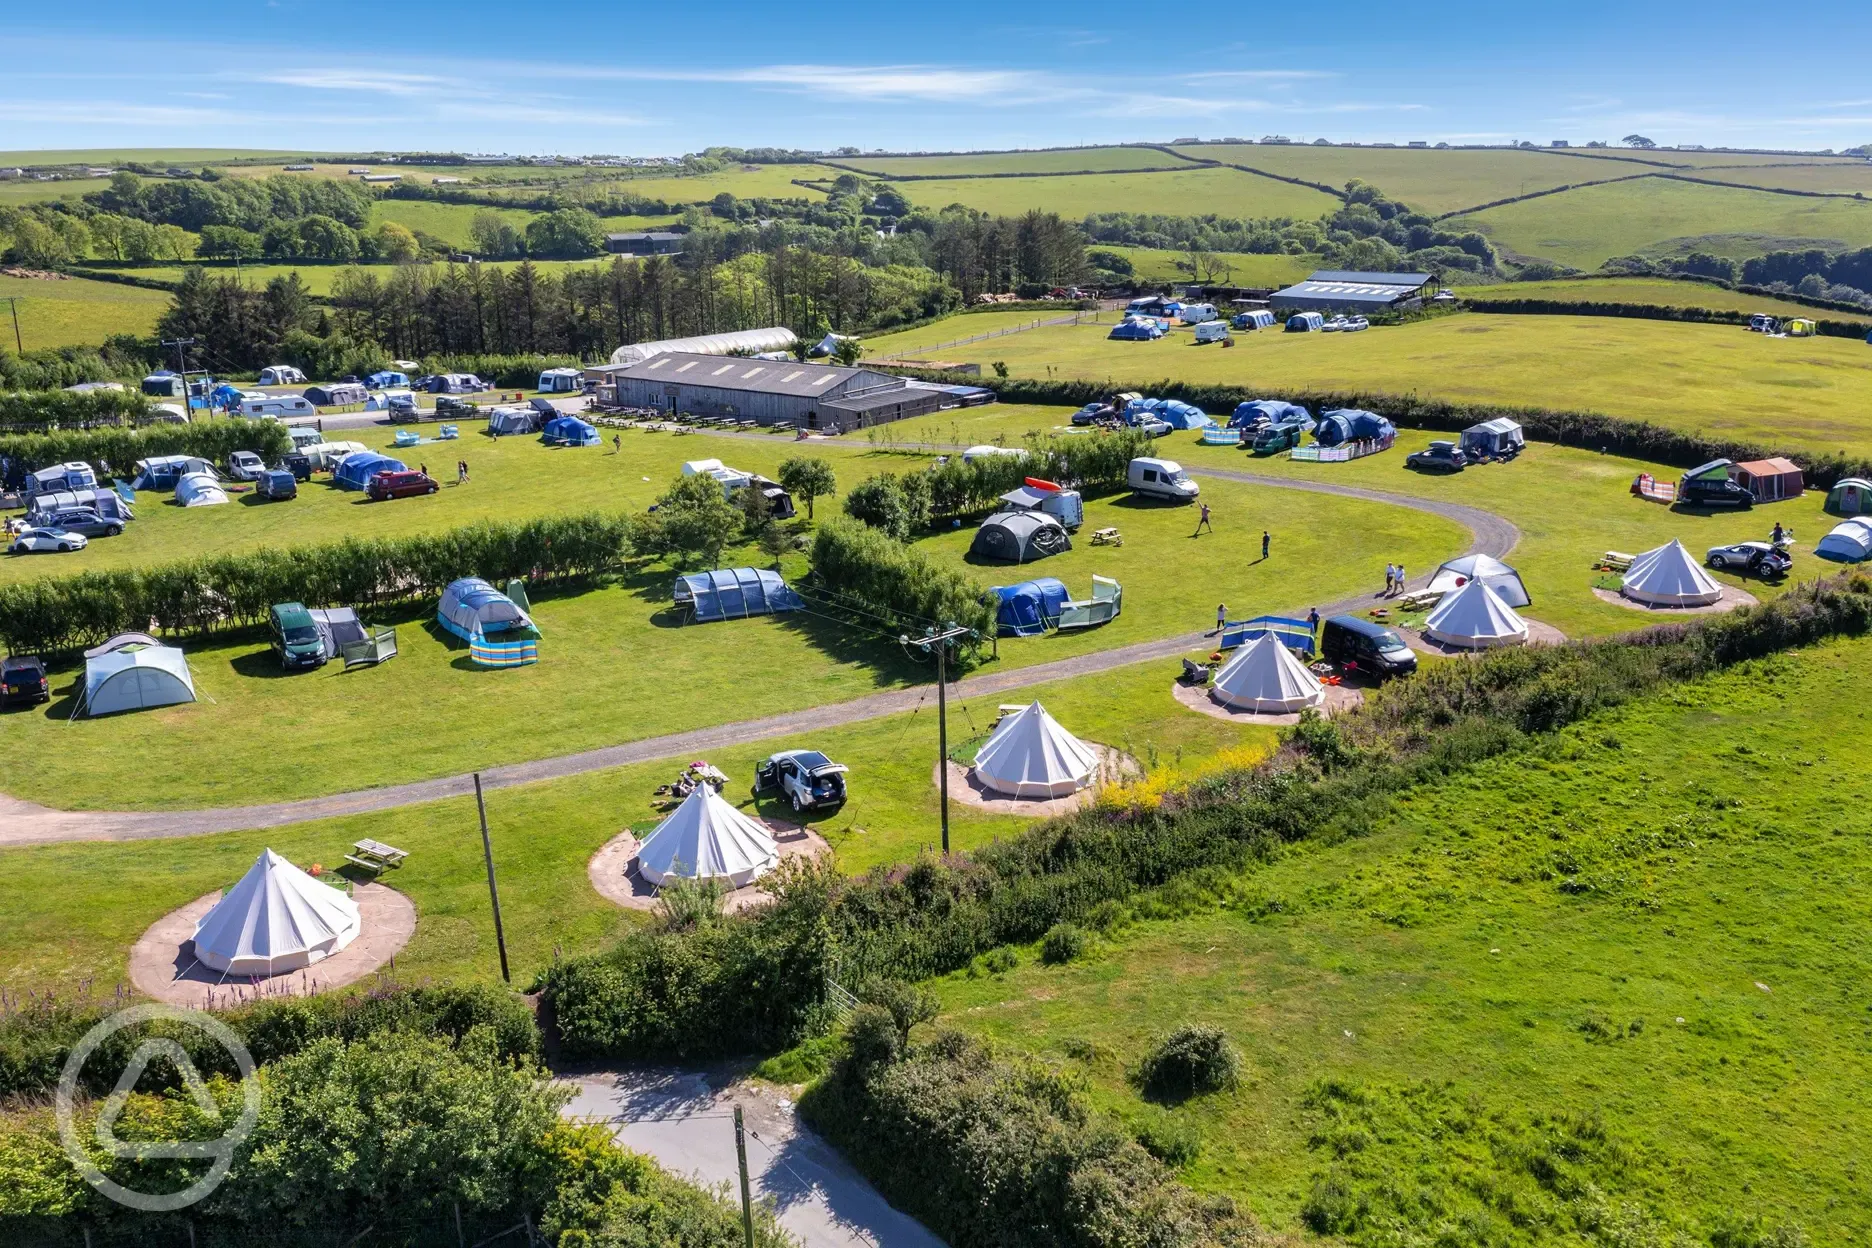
{"left": 1826, "top": 478, "right": 1872, "bottom": 516}
{"left": 304, "top": 382, "right": 368, "bottom": 407}
{"left": 438, "top": 578, "right": 532, "bottom": 639}
{"left": 971, "top": 512, "right": 1071, "bottom": 563}
{"left": 28, "top": 486, "right": 131, "bottom": 524}
{"left": 76, "top": 643, "right": 196, "bottom": 717}
{"left": 132, "top": 455, "right": 214, "bottom": 490}
{"left": 366, "top": 370, "right": 409, "bottom": 389}
{"left": 1286, "top": 312, "right": 1325, "bottom": 332}
{"left": 972, "top": 701, "right": 1100, "bottom": 799}
{"left": 333, "top": 452, "right": 406, "bottom": 491}
{"left": 993, "top": 578, "right": 1070, "bottom": 636}
{"left": 1424, "top": 578, "right": 1530, "bottom": 648}
{"left": 175, "top": 471, "right": 229, "bottom": 507}
{"left": 1155, "top": 400, "right": 1213, "bottom": 430}
{"left": 1816, "top": 519, "right": 1872, "bottom": 562}
{"left": 1313, "top": 409, "right": 1395, "bottom": 447}
{"left": 674, "top": 567, "right": 805, "bottom": 622}
{"left": 1229, "top": 400, "right": 1310, "bottom": 431}
{"left": 1734, "top": 458, "right": 1804, "bottom": 503}
{"left": 1426, "top": 553, "right": 1531, "bottom": 608}
{"left": 541, "top": 415, "right": 600, "bottom": 446}
{"left": 486, "top": 406, "right": 540, "bottom": 436}
{"left": 1211, "top": 633, "right": 1326, "bottom": 713}
{"left": 1108, "top": 318, "right": 1165, "bottom": 341}
{"left": 1459, "top": 418, "right": 1525, "bottom": 458}
{"left": 1621, "top": 539, "right": 1722, "bottom": 606}
{"left": 1232, "top": 309, "right": 1277, "bottom": 330}
{"left": 190, "top": 849, "right": 362, "bottom": 976}
{"left": 634, "top": 785, "right": 780, "bottom": 888}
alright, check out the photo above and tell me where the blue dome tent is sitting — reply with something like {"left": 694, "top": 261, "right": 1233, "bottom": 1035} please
{"left": 541, "top": 415, "right": 601, "bottom": 446}
{"left": 993, "top": 578, "right": 1070, "bottom": 636}
{"left": 332, "top": 451, "right": 406, "bottom": 490}
{"left": 1108, "top": 319, "right": 1164, "bottom": 341}
{"left": 1313, "top": 409, "right": 1395, "bottom": 447}
{"left": 1156, "top": 400, "right": 1213, "bottom": 430}
{"left": 1229, "top": 400, "right": 1311, "bottom": 431}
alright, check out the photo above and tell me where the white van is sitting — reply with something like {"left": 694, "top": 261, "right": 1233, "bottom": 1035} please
{"left": 1180, "top": 303, "right": 1219, "bottom": 324}
{"left": 962, "top": 445, "right": 1026, "bottom": 464}
{"left": 1194, "top": 321, "right": 1232, "bottom": 345}
{"left": 241, "top": 395, "right": 316, "bottom": 420}
{"left": 286, "top": 425, "right": 324, "bottom": 451}
{"left": 1128, "top": 457, "right": 1200, "bottom": 502}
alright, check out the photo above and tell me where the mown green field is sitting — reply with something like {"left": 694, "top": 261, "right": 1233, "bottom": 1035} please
{"left": 835, "top": 147, "right": 1191, "bottom": 177}
{"left": 0, "top": 273, "right": 169, "bottom": 350}
{"left": 0, "top": 424, "right": 1459, "bottom": 808}
{"left": 1688, "top": 163, "right": 1872, "bottom": 196}
{"left": 1093, "top": 245, "right": 1314, "bottom": 288}
{"left": 1447, "top": 176, "right": 1872, "bottom": 268}
{"left": 1173, "top": 144, "right": 1603, "bottom": 215}
{"left": 0, "top": 659, "right": 1269, "bottom": 992}
{"left": 0, "top": 177, "right": 112, "bottom": 204}
{"left": 72, "top": 256, "right": 634, "bottom": 297}
{"left": 933, "top": 632, "right": 1872, "bottom": 1243}
{"left": 1450, "top": 275, "right": 1853, "bottom": 319}
{"left": 367, "top": 198, "right": 535, "bottom": 245}
{"left": 587, "top": 164, "right": 835, "bottom": 203}
{"left": 0, "top": 149, "right": 305, "bottom": 166}
{"left": 894, "top": 166, "right": 1341, "bottom": 221}
{"left": 882, "top": 311, "right": 1872, "bottom": 460}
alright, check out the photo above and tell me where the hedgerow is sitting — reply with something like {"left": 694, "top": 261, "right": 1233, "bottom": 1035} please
{"left": 1459, "top": 296, "right": 1871, "bottom": 339}
{"left": 0, "top": 510, "right": 633, "bottom": 656}
{"left": 805, "top": 517, "right": 995, "bottom": 646}
{"left": 0, "top": 390, "right": 149, "bottom": 433}
{"left": 0, "top": 421, "right": 290, "bottom": 485}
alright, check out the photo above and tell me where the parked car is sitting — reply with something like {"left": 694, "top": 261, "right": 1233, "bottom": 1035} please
{"left": 435, "top": 396, "right": 477, "bottom": 418}
{"left": 1707, "top": 540, "right": 1792, "bottom": 578}
{"left": 1128, "top": 457, "right": 1199, "bottom": 502}
{"left": 387, "top": 393, "right": 420, "bottom": 422}
{"left": 365, "top": 469, "right": 439, "bottom": 501}
{"left": 1251, "top": 423, "right": 1307, "bottom": 454}
{"left": 41, "top": 508, "right": 123, "bottom": 537}
{"left": 255, "top": 469, "right": 299, "bottom": 501}
{"left": 268, "top": 602, "right": 327, "bottom": 670}
{"left": 1343, "top": 316, "right": 1370, "bottom": 332}
{"left": 1320, "top": 615, "right": 1417, "bottom": 678}
{"left": 227, "top": 450, "right": 267, "bottom": 481}
{"left": 1125, "top": 413, "right": 1173, "bottom": 437}
{"left": 1071, "top": 402, "right": 1116, "bottom": 426}
{"left": 1678, "top": 463, "right": 1754, "bottom": 509}
{"left": 1405, "top": 441, "right": 1467, "bottom": 473}
{"left": 10, "top": 527, "right": 87, "bottom": 554}
{"left": 753, "top": 749, "right": 850, "bottom": 812}
{"left": 0, "top": 655, "right": 49, "bottom": 707}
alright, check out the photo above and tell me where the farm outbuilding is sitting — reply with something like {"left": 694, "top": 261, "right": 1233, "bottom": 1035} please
{"left": 1733, "top": 458, "right": 1804, "bottom": 503}
{"left": 971, "top": 512, "right": 1071, "bottom": 563}
{"left": 1826, "top": 478, "right": 1872, "bottom": 515}
{"left": 605, "top": 351, "right": 947, "bottom": 431}
{"left": 609, "top": 327, "right": 797, "bottom": 367}
{"left": 76, "top": 644, "right": 196, "bottom": 717}
{"left": 1271, "top": 270, "right": 1437, "bottom": 314}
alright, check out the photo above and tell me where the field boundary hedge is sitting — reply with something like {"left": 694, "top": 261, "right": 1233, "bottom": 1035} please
{"left": 816, "top": 159, "right": 1208, "bottom": 184}
{"left": 806, "top": 518, "right": 995, "bottom": 646}
{"left": 1459, "top": 297, "right": 1872, "bottom": 338}
{"left": 0, "top": 510, "right": 633, "bottom": 656}
{"left": 0, "top": 421, "right": 289, "bottom": 484}
{"left": 884, "top": 368, "right": 1872, "bottom": 488}
{"left": 0, "top": 389, "right": 150, "bottom": 433}
{"left": 1435, "top": 171, "right": 1656, "bottom": 220}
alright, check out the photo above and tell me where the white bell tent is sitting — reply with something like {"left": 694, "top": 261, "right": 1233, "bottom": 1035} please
{"left": 1426, "top": 553, "right": 1530, "bottom": 608}
{"left": 971, "top": 701, "right": 1100, "bottom": 798}
{"left": 1211, "top": 633, "right": 1325, "bottom": 712}
{"left": 635, "top": 785, "right": 780, "bottom": 888}
{"left": 76, "top": 644, "right": 196, "bottom": 718}
{"left": 191, "top": 849, "right": 362, "bottom": 976}
{"left": 1621, "top": 539, "right": 1722, "bottom": 606}
{"left": 1424, "top": 578, "right": 1530, "bottom": 648}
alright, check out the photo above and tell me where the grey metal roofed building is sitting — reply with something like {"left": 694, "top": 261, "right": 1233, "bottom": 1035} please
{"left": 1269, "top": 270, "right": 1438, "bottom": 313}
{"left": 604, "top": 352, "right": 966, "bottom": 430}
{"left": 605, "top": 231, "right": 685, "bottom": 256}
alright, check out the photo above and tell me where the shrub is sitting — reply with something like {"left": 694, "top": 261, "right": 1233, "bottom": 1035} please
{"left": 1132, "top": 1109, "right": 1204, "bottom": 1168}
{"left": 856, "top": 978, "right": 938, "bottom": 1042}
{"left": 0, "top": 388, "right": 148, "bottom": 433}
{"left": 1135, "top": 1025, "right": 1243, "bottom": 1101}
{"left": 0, "top": 418, "right": 289, "bottom": 485}
{"left": 842, "top": 473, "right": 915, "bottom": 540}
{"left": 1040, "top": 921, "right": 1088, "bottom": 964}
{"left": 805, "top": 518, "right": 994, "bottom": 653}
{"left": 842, "top": 1004, "right": 903, "bottom": 1070}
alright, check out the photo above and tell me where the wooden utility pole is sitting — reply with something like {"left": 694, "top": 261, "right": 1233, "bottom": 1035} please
{"left": 474, "top": 773, "right": 511, "bottom": 982}
{"left": 5, "top": 296, "right": 21, "bottom": 354}
{"left": 734, "top": 1104, "right": 756, "bottom": 1248}
{"left": 904, "top": 623, "right": 975, "bottom": 854}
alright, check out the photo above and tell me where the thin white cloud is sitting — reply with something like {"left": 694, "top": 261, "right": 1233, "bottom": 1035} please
{"left": 251, "top": 69, "right": 452, "bottom": 96}
{"left": 1181, "top": 70, "right": 1337, "bottom": 82}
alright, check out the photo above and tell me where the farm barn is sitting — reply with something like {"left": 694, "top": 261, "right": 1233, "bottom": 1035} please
{"left": 604, "top": 351, "right": 952, "bottom": 430}
{"left": 1270, "top": 269, "right": 1438, "bottom": 314}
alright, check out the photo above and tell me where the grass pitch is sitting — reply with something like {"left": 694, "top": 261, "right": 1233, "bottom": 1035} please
{"left": 894, "top": 166, "right": 1341, "bottom": 221}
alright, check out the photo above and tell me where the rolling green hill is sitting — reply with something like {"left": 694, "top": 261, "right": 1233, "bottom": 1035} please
{"left": 894, "top": 165, "right": 1341, "bottom": 220}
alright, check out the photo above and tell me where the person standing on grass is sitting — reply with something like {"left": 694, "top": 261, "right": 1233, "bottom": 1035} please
{"left": 1308, "top": 606, "right": 1320, "bottom": 639}
{"left": 419, "top": 462, "right": 428, "bottom": 480}
{"left": 1217, "top": 603, "right": 1227, "bottom": 634}
{"left": 457, "top": 460, "right": 469, "bottom": 485}
{"left": 1261, "top": 529, "right": 1271, "bottom": 560}
{"left": 613, "top": 433, "right": 622, "bottom": 454}
{"left": 1194, "top": 501, "right": 1213, "bottom": 536}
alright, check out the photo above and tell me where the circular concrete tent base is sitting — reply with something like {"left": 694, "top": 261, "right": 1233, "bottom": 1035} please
{"left": 1592, "top": 585, "right": 1757, "bottom": 615}
{"left": 588, "top": 818, "right": 826, "bottom": 914}
{"left": 1401, "top": 617, "right": 1568, "bottom": 658}
{"left": 936, "top": 745, "right": 1138, "bottom": 816}
{"left": 1171, "top": 679, "right": 1364, "bottom": 725}
{"left": 130, "top": 883, "right": 415, "bottom": 1009}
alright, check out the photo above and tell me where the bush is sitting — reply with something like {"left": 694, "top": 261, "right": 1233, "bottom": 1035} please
{"left": 1135, "top": 1025, "right": 1243, "bottom": 1102}
{"left": 0, "top": 419, "right": 289, "bottom": 486}
{"left": 1039, "top": 922, "right": 1088, "bottom": 964}
{"left": 805, "top": 518, "right": 994, "bottom": 653}
{"left": 0, "top": 388, "right": 149, "bottom": 433}
{"left": 842, "top": 1004, "right": 903, "bottom": 1070}
{"left": 1132, "top": 1109, "right": 1204, "bottom": 1168}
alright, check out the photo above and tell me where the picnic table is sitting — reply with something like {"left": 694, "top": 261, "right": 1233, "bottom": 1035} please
{"left": 346, "top": 838, "right": 408, "bottom": 875}
{"left": 1090, "top": 527, "right": 1123, "bottom": 547}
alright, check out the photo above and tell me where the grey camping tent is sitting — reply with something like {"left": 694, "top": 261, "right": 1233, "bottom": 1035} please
{"left": 970, "top": 512, "right": 1072, "bottom": 563}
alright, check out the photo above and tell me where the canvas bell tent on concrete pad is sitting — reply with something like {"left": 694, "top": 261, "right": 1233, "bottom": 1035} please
{"left": 972, "top": 701, "right": 1100, "bottom": 799}
{"left": 634, "top": 785, "right": 780, "bottom": 888}
{"left": 1212, "top": 633, "right": 1326, "bottom": 712}
{"left": 1426, "top": 553, "right": 1531, "bottom": 608}
{"left": 76, "top": 644, "right": 196, "bottom": 717}
{"left": 1424, "top": 578, "right": 1530, "bottom": 648}
{"left": 191, "top": 849, "right": 362, "bottom": 976}
{"left": 1622, "top": 539, "right": 1723, "bottom": 606}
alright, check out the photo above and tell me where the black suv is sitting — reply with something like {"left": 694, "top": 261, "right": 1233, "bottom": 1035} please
{"left": 1, "top": 655, "right": 50, "bottom": 706}
{"left": 435, "top": 396, "right": 477, "bottom": 418}
{"left": 1679, "top": 461, "right": 1754, "bottom": 509}
{"left": 1320, "top": 615, "right": 1418, "bottom": 678}
{"left": 1406, "top": 441, "right": 1467, "bottom": 472}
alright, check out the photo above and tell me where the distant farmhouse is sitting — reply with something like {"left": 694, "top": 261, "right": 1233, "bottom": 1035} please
{"left": 604, "top": 231, "right": 685, "bottom": 257}
{"left": 1269, "top": 270, "right": 1439, "bottom": 314}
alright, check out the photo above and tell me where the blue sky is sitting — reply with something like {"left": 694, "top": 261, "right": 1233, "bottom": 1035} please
{"left": 6, "top": 1, "right": 1871, "bottom": 156}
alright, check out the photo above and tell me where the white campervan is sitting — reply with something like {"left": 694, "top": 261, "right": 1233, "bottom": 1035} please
{"left": 1180, "top": 303, "right": 1220, "bottom": 324}
{"left": 1128, "top": 457, "right": 1200, "bottom": 502}
{"left": 241, "top": 395, "right": 317, "bottom": 420}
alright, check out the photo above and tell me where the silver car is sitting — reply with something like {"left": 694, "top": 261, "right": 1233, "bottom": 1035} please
{"left": 10, "top": 526, "right": 88, "bottom": 554}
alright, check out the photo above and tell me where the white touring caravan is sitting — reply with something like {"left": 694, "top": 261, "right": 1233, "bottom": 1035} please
{"left": 241, "top": 395, "right": 317, "bottom": 420}
{"left": 1194, "top": 321, "right": 1232, "bottom": 344}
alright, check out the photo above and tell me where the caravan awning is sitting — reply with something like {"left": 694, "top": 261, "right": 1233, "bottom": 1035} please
{"left": 675, "top": 568, "right": 805, "bottom": 622}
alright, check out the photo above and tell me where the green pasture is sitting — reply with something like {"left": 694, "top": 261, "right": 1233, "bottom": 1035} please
{"left": 0, "top": 177, "right": 112, "bottom": 204}
{"left": 1571, "top": 148, "right": 1863, "bottom": 169}
{"left": 883, "top": 312, "right": 1872, "bottom": 460}
{"left": 835, "top": 147, "right": 1195, "bottom": 178}
{"left": 1450, "top": 275, "right": 1852, "bottom": 319}
{"left": 1447, "top": 175, "right": 1872, "bottom": 268}
{"left": 894, "top": 166, "right": 1341, "bottom": 221}
{"left": 1173, "top": 144, "right": 1602, "bottom": 215}
{"left": 0, "top": 425, "right": 1457, "bottom": 808}
{"left": 368, "top": 198, "right": 535, "bottom": 247}
{"left": 1689, "top": 162, "right": 1872, "bottom": 196}
{"left": 0, "top": 660, "right": 1268, "bottom": 993}
{"left": 0, "top": 148, "right": 307, "bottom": 166}
{"left": 1093, "top": 245, "right": 1314, "bottom": 289}
{"left": 877, "top": 403, "right": 1834, "bottom": 642}
{"left": 0, "top": 272, "right": 168, "bottom": 350}
{"left": 932, "top": 632, "right": 1872, "bottom": 1242}
{"left": 593, "top": 164, "right": 835, "bottom": 203}
{"left": 866, "top": 308, "right": 1096, "bottom": 359}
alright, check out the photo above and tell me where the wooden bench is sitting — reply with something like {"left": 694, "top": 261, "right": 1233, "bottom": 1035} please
{"left": 346, "top": 838, "right": 408, "bottom": 875}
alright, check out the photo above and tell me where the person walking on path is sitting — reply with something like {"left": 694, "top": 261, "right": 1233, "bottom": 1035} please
{"left": 612, "top": 433, "right": 622, "bottom": 454}
{"left": 1261, "top": 529, "right": 1271, "bottom": 560}
{"left": 1216, "top": 603, "right": 1227, "bottom": 635}
{"left": 1308, "top": 606, "right": 1320, "bottom": 639}
{"left": 1193, "top": 502, "right": 1213, "bottom": 536}
{"left": 457, "top": 460, "right": 469, "bottom": 485}
{"left": 1395, "top": 562, "right": 1406, "bottom": 595}
{"left": 1384, "top": 563, "right": 1396, "bottom": 596}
